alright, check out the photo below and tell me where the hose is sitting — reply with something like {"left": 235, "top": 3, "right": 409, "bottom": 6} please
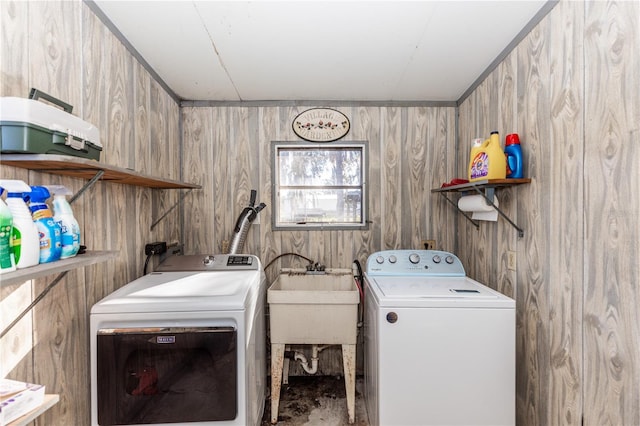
{"left": 143, "top": 254, "right": 152, "bottom": 275}
{"left": 228, "top": 189, "right": 266, "bottom": 254}
{"left": 352, "top": 259, "right": 364, "bottom": 325}
{"left": 264, "top": 252, "right": 314, "bottom": 271}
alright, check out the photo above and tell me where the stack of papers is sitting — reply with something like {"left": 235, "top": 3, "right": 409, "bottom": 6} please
{"left": 0, "top": 378, "right": 45, "bottom": 425}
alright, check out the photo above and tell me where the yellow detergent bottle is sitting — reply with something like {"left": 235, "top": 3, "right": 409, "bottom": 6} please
{"left": 468, "top": 131, "right": 507, "bottom": 182}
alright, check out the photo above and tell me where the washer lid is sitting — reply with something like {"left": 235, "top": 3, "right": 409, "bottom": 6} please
{"left": 91, "top": 270, "right": 263, "bottom": 314}
{"left": 367, "top": 275, "right": 514, "bottom": 308}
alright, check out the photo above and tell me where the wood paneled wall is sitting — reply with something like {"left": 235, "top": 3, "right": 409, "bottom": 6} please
{"left": 181, "top": 105, "right": 457, "bottom": 376}
{"left": 457, "top": 1, "right": 639, "bottom": 425}
{"left": 2, "top": 1, "right": 638, "bottom": 425}
{"left": 0, "top": 2, "right": 182, "bottom": 424}
{"left": 181, "top": 106, "right": 456, "bottom": 278}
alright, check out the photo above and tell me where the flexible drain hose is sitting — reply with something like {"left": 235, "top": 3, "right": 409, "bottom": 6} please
{"left": 228, "top": 190, "right": 265, "bottom": 254}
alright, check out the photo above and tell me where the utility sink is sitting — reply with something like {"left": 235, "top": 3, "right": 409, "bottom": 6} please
{"left": 268, "top": 268, "right": 359, "bottom": 344}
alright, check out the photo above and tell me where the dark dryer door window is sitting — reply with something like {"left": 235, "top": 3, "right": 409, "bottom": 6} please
{"left": 97, "top": 327, "right": 237, "bottom": 425}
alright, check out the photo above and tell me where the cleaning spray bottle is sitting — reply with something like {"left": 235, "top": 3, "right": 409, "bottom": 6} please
{"left": 28, "top": 186, "right": 62, "bottom": 263}
{"left": 0, "top": 180, "right": 40, "bottom": 269}
{"left": 468, "top": 131, "right": 507, "bottom": 182}
{"left": 0, "top": 188, "right": 16, "bottom": 273}
{"left": 49, "top": 185, "right": 80, "bottom": 259}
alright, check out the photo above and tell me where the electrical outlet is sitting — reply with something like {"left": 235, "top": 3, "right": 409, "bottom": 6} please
{"left": 421, "top": 239, "right": 436, "bottom": 250}
{"left": 507, "top": 251, "right": 516, "bottom": 271}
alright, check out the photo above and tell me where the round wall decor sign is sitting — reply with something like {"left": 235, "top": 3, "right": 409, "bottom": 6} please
{"left": 292, "top": 108, "right": 350, "bottom": 142}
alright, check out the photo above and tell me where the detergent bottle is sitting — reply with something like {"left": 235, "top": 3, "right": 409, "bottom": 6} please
{"left": 468, "top": 138, "right": 483, "bottom": 171}
{"left": 504, "top": 133, "right": 524, "bottom": 178}
{"left": 0, "top": 188, "right": 16, "bottom": 273}
{"left": 0, "top": 180, "right": 40, "bottom": 269}
{"left": 28, "top": 186, "right": 62, "bottom": 263}
{"left": 49, "top": 185, "right": 81, "bottom": 259}
{"left": 468, "top": 131, "right": 507, "bottom": 182}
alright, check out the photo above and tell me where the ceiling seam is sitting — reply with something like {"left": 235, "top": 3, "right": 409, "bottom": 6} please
{"left": 391, "top": 4, "right": 437, "bottom": 101}
{"left": 192, "top": 2, "right": 243, "bottom": 101}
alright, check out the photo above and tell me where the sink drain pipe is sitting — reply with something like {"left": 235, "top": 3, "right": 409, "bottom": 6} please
{"left": 293, "top": 345, "right": 333, "bottom": 375}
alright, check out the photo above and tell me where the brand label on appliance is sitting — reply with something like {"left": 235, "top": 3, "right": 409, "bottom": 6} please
{"left": 156, "top": 335, "right": 176, "bottom": 344}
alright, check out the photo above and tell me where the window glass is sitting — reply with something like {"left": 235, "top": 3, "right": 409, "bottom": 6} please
{"left": 272, "top": 142, "right": 367, "bottom": 230}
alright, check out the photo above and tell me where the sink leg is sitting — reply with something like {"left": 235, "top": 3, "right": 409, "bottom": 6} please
{"left": 271, "top": 343, "right": 285, "bottom": 424}
{"left": 342, "top": 344, "right": 356, "bottom": 424}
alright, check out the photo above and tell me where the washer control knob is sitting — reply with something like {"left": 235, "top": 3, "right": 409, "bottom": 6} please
{"left": 409, "top": 253, "right": 420, "bottom": 264}
{"left": 388, "top": 255, "right": 397, "bottom": 264}
{"left": 376, "top": 256, "right": 385, "bottom": 264}
{"left": 203, "top": 255, "right": 215, "bottom": 266}
{"left": 432, "top": 255, "right": 441, "bottom": 264}
{"left": 445, "top": 255, "right": 455, "bottom": 264}
{"left": 386, "top": 312, "right": 398, "bottom": 323}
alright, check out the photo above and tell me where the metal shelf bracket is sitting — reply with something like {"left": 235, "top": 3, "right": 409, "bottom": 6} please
{"left": 469, "top": 186, "right": 524, "bottom": 238}
{"left": 69, "top": 170, "right": 105, "bottom": 203}
{"left": 431, "top": 179, "right": 530, "bottom": 238}
{"left": 150, "top": 188, "right": 194, "bottom": 230}
{"left": 438, "top": 193, "right": 480, "bottom": 229}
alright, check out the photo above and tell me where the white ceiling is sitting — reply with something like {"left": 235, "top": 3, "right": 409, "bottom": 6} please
{"left": 91, "top": 1, "right": 552, "bottom": 103}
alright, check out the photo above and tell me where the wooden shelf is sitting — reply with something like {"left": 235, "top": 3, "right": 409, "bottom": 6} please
{"left": 431, "top": 178, "right": 531, "bottom": 194}
{"left": 0, "top": 154, "right": 200, "bottom": 189}
{"left": 0, "top": 250, "right": 117, "bottom": 287}
{"left": 7, "top": 394, "right": 60, "bottom": 426}
{"left": 431, "top": 178, "right": 531, "bottom": 237}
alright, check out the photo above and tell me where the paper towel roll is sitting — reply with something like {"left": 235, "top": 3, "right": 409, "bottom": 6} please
{"left": 457, "top": 194, "right": 499, "bottom": 221}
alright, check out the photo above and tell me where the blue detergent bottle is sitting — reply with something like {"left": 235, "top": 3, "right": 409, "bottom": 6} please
{"left": 504, "top": 133, "right": 524, "bottom": 178}
{"left": 28, "top": 186, "right": 62, "bottom": 263}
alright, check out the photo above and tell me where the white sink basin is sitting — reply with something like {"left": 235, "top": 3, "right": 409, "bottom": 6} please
{"left": 268, "top": 268, "right": 359, "bottom": 344}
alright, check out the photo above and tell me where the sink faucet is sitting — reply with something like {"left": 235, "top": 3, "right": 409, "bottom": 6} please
{"left": 306, "top": 262, "right": 326, "bottom": 274}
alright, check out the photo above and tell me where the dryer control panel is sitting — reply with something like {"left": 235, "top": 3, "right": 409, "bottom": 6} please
{"left": 157, "top": 254, "right": 261, "bottom": 271}
{"left": 365, "top": 250, "right": 465, "bottom": 277}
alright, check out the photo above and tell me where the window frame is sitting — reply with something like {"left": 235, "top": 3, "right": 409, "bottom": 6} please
{"left": 271, "top": 140, "right": 369, "bottom": 231}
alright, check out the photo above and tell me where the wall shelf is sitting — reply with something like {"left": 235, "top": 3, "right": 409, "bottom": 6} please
{"left": 1, "top": 251, "right": 117, "bottom": 339}
{"left": 431, "top": 178, "right": 531, "bottom": 237}
{"left": 0, "top": 250, "right": 117, "bottom": 288}
{"left": 1, "top": 153, "right": 200, "bottom": 228}
{"left": 8, "top": 394, "right": 60, "bottom": 426}
{"left": 0, "top": 154, "right": 200, "bottom": 189}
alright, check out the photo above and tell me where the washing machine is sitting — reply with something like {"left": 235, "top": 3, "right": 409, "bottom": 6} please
{"left": 90, "top": 254, "right": 266, "bottom": 426}
{"left": 364, "top": 250, "right": 515, "bottom": 426}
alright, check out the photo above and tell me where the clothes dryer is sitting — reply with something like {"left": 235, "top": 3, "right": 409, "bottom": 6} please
{"left": 90, "top": 254, "right": 265, "bottom": 426}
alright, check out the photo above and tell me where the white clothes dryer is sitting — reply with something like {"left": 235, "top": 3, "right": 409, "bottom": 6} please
{"left": 364, "top": 250, "right": 515, "bottom": 426}
{"left": 90, "top": 254, "right": 265, "bottom": 426}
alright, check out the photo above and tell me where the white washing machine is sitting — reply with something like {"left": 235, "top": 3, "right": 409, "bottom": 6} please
{"left": 364, "top": 250, "right": 515, "bottom": 426}
{"left": 90, "top": 254, "right": 266, "bottom": 426}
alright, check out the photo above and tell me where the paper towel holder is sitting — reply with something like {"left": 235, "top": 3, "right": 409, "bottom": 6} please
{"left": 431, "top": 178, "right": 531, "bottom": 238}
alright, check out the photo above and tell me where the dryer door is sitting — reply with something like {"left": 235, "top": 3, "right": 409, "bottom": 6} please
{"left": 97, "top": 326, "right": 237, "bottom": 425}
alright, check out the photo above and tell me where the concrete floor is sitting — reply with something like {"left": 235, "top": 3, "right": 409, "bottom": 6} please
{"left": 261, "top": 375, "right": 369, "bottom": 426}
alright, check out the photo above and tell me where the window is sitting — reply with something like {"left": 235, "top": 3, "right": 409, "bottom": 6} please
{"left": 272, "top": 141, "right": 368, "bottom": 230}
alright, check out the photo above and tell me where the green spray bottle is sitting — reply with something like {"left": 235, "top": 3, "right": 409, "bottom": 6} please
{"left": 0, "top": 180, "right": 39, "bottom": 268}
{"left": 0, "top": 188, "right": 16, "bottom": 273}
